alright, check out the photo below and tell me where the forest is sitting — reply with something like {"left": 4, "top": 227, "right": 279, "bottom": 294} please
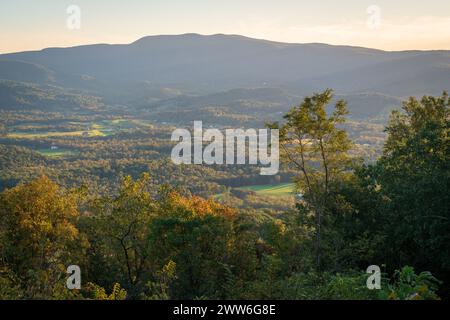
{"left": 0, "top": 90, "right": 448, "bottom": 300}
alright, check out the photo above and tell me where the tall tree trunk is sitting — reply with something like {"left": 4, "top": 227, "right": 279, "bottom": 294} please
{"left": 315, "top": 207, "right": 322, "bottom": 270}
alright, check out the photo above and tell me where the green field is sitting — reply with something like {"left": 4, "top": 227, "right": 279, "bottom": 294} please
{"left": 36, "top": 148, "right": 78, "bottom": 158}
{"left": 236, "top": 183, "right": 296, "bottom": 196}
{"left": 102, "top": 119, "right": 130, "bottom": 126}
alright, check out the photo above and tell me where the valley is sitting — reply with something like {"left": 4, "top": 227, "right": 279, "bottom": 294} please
{"left": 0, "top": 33, "right": 448, "bottom": 300}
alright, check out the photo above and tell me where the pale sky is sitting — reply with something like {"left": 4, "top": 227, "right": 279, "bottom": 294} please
{"left": 1, "top": 0, "right": 450, "bottom": 53}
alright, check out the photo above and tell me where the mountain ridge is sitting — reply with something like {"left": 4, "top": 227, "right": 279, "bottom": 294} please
{"left": 5, "top": 33, "right": 450, "bottom": 55}
{"left": 0, "top": 34, "right": 448, "bottom": 115}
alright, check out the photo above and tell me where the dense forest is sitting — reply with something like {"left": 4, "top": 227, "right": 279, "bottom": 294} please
{"left": 0, "top": 90, "right": 448, "bottom": 300}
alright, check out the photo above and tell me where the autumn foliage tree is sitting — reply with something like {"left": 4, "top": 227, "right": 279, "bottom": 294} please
{"left": 0, "top": 176, "right": 86, "bottom": 298}
{"left": 148, "top": 192, "right": 240, "bottom": 299}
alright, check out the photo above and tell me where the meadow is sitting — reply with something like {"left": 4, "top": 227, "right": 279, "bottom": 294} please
{"left": 236, "top": 183, "right": 296, "bottom": 197}
{"left": 35, "top": 148, "right": 78, "bottom": 158}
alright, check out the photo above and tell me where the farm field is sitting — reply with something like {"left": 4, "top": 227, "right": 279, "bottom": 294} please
{"left": 236, "top": 183, "right": 296, "bottom": 197}
{"left": 35, "top": 148, "right": 78, "bottom": 158}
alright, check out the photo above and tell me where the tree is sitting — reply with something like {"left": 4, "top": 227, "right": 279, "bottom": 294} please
{"left": 322, "top": 92, "right": 449, "bottom": 295}
{"left": 372, "top": 92, "right": 450, "bottom": 292}
{"left": 0, "top": 176, "right": 86, "bottom": 298}
{"left": 268, "top": 89, "right": 353, "bottom": 269}
{"left": 148, "top": 192, "right": 239, "bottom": 299}
{"left": 83, "top": 173, "right": 157, "bottom": 296}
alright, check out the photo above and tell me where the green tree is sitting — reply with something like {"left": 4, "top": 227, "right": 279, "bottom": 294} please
{"left": 373, "top": 92, "right": 450, "bottom": 290}
{"left": 269, "top": 89, "right": 353, "bottom": 269}
{"left": 322, "top": 92, "right": 449, "bottom": 294}
{"left": 82, "top": 173, "right": 157, "bottom": 297}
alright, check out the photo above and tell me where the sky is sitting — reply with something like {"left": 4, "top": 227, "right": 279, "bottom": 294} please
{"left": 1, "top": 0, "right": 450, "bottom": 53}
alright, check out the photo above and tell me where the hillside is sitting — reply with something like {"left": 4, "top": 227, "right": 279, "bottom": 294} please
{"left": 0, "top": 80, "right": 105, "bottom": 112}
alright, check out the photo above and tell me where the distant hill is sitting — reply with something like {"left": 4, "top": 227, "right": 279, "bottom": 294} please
{"left": 335, "top": 93, "right": 403, "bottom": 120}
{"left": 0, "top": 60, "right": 55, "bottom": 84}
{"left": 141, "top": 87, "right": 403, "bottom": 126}
{"left": 0, "top": 34, "right": 448, "bottom": 96}
{"left": 0, "top": 80, "right": 104, "bottom": 112}
{"left": 0, "top": 34, "right": 448, "bottom": 121}
{"left": 289, "top": 52, "right": 450, "bottom": 97}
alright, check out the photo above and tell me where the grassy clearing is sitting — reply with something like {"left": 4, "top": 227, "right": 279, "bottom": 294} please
{"left": 236, "top": 183, "right": 296, "bottom": 196}
{"left": 213, "top": 183, "right": 296, "bottom": 201}
{"left": 102, "top": 119, "right": 130, "bottom": 125}
{"left": 36, "top": 148, "right": 78, "bottom": 158}
{"left": 96, "top": 119, "right": 134, "bottom": 136}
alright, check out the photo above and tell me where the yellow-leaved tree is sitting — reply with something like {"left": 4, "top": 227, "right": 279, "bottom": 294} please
{"left": 0, "top": 176, "right": 87, "bottom": 299}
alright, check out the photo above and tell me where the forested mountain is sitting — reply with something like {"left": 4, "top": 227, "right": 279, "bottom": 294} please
{"left": 1, "top": 34, "right": 449, "bottom": 97}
